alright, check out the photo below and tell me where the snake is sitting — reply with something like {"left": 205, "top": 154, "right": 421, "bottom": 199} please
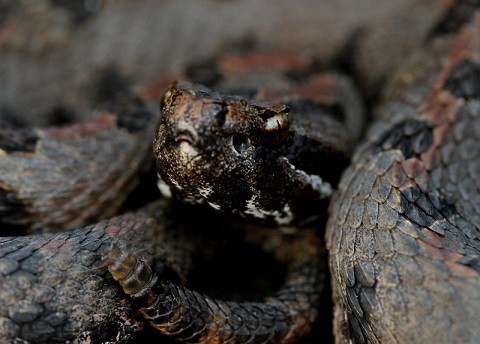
{"left": 0, "top": 3, "right": 479, "bottom": 344}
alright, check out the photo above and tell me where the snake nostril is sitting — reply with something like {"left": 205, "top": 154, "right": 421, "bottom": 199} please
{"left": 232, "top": 134, "right": 252, "bottom": 156}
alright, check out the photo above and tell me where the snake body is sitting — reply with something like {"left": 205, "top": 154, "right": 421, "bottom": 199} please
{"left": 0, "top": 3, "right": 479, "bottom": 344}
{"left": 328, "top": 14, "right": 480, "bottom": 343}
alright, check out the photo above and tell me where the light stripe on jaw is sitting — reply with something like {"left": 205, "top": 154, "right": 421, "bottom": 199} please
{"left": 279, "top": 157, "right": 333, "bottom": 199}
{"left": 207, "top": 201, "right": 221, "bottom": 210}
{"left": 244, "top": 194, "right": 294, "bottom": 225}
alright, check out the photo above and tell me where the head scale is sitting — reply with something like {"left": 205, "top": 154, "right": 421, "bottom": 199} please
{"left": 154, "top": 81, "right": 332, "bottom": 226}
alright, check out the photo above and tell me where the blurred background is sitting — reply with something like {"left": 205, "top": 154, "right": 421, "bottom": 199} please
{"left": 0, "top": 0, "right": 458, "bottom": 125}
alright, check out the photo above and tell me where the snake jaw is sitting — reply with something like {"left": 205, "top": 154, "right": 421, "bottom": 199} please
{"left": 278, "top": 157, "right": 334, "bottom": 200}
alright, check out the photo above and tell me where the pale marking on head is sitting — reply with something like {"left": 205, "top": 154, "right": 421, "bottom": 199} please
{"left": 275, "top": 203, "right": 294, "bottom": 225}
{"left": 79, "top": 332, "right": 94, "bottom": 344}
{"left": 207, "top": 201, "right": 221, "bottom": 210}
{"left": 198, "top": 185, "right": 214, "bottom": 198}
{"left": 306, "top": 173, "right": 333, "bottom": 197}
{"left": 245, "top": 195, "right": 269, "bottom": 219}
{"left": 245, "top": 194, "right": 294, "bottom": 225}
{"left": 170, "top": 179, "right": 182, "bottom": 190}
{"left": 157, "top": 177, "right": 172, "bottom": 198}
{"left": 178, "top": 141, "right": 198, "bottom": 159}
{"left": 177, "top": 119, "right": 198, "bottom": 140}
{"left": 183, "top": 194, "right": 200, "bottom": 204}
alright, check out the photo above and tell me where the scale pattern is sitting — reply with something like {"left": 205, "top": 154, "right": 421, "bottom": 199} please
{"left": 104, "top": 229, "right": 325, "bottom": 344}
{"left": 0, "top": 200, "right": 195, "bottom": 343}
{"left": 0, "top": 95, "right": 159, "bottom": 233}
{"left": 326, "top": 14, "right": 480, "bottom": 343}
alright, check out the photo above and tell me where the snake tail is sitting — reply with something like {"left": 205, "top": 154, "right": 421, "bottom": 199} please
{"left": 103, "top": 238, "right": 325, "bottom": 343}
{"left": 102, "top": 243, "right": 159, "bottom": 298}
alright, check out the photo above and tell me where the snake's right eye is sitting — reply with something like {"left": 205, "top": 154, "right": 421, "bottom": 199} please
{"left": 176, "top": 131, "right": 195, "bottom": 145}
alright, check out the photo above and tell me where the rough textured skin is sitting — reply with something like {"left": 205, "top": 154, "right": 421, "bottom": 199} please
{"left": 326, "top": 12, "right": 480, "bottom": 344}
{"left": 0, "top": 52, "right": 340, "bottom": 343}
{"left": 155, "top": 56, "right": 364, "bottom": 226}
{"left": 1, "top": 2, "right": 479, "bottom": 343}
{"left": 104, "top": 228, "right": 325, "bottom": 344}
{"left": 0, "top": 94, "right": 159, "bottom": 233}
{"left": 101, "top": 56, "right": 357, "bottom": 343}
{"left": 0, "top": 199, "right": 196, "bottom": 343}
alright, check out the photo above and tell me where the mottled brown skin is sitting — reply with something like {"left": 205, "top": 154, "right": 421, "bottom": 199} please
{"left": 0, "top": 199, "right": 197, "bottom": 343}
{"left": 0, "top": 94, "right": 159, "bottom": 234}
{"left": 104, "top": 228, "right": 325, "bottom": 344}
{"left": 326, "top": 13, "right": 480, "bottom": 343}
{"left": 154, "top": 73, "right": 363, "bottom": 226}
{"left": 1, "top": 4, "right": 479, "bottom": 344}
{"left": 102, "top": 57, "right": 365, "bottom": 343}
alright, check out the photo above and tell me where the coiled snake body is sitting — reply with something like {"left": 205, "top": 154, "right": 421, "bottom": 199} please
{"left": 0, "top": 6, "right": 479, "bottom": 344}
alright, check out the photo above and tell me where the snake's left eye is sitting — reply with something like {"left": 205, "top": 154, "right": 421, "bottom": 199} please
{"left": 232, "top": 134, "right": 252, "bottom": 156}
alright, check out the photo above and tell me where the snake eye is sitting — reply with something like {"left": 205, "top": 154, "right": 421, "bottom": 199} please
{"left": 232, "top": 134, "right": 252, "bottom": 156}
{"left": 176, "top": 131, "right": 195, "bottom": 145}
{"left": 265, "top": 112, "right": 289, "bottom": 131}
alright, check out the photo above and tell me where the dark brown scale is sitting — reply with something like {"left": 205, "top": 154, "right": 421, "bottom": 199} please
{"left": 429, "top": 0, "right": 480, "bottom": 36}
{"left": 0, "top": 93, "right": 159, "bottom": 234}
{"left": 374, "top": 119, "right": 434, "bottom": 159}
{"left": 0, "top": 200, "right": 197, "bottom": 343}
{"left": 327, "top": 14, "right": 480, "bottom": 343}
{"left": 444, "top": 59, "right": 480, "bottom": 100}
{"left": 104, "top": 229, "right": 325, "bottom": 344}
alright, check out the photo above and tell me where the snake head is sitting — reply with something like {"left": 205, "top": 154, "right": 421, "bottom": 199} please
{"left": 154, "top": 81, "right": 338, "bottom": 226}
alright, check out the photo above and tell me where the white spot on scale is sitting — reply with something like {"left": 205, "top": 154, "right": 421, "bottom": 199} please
{"left": 307, "top": 174, "right": 333, "bottom": 198}
{"left": 245, "top": 194, "right": 294, "bottom": 225}
{"left": 245, "top": 195, "right": 268, "bottom": 219}
{"left": 178, "top": 141, "right": 198, "bottom": 159}
{"left": 170, "top": 179, "right": 183, "bottom": 190}
{"left": 275, "top": 203, "right": 294, "bottom": 225}
{"left": 78, "top": 332, "right": 93, "bottom": 344}
{"left": 207, "top": 201, "right": 221, "bottom": 210}
{"left": 198, "top": 185, "right": 213, "bottom": 198}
